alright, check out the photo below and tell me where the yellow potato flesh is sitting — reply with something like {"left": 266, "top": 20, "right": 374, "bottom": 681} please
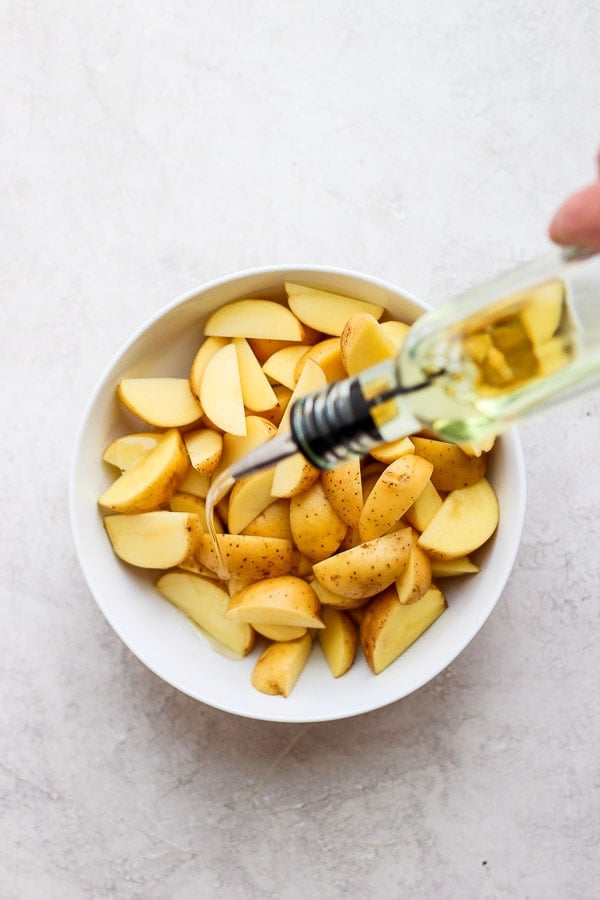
{"left": 395, "top": 540, "right": 432, "bottom": 605}
{"left": 295, "top": 338, "right": 346, "bottom": 383}
{"left": 98, "top": 428, "right": 189, "bottom": 513}
{"left": 241, "top": 499, "right": 293, "bottom": 541}
{"left": 404, "top": 480, "right": 443, "bottom": 532}
{"left": 318, "top": 607, "right": 358, "bottom": 678}
{"left": 361, "top": 585, "right": 447, "bottom": 674}
{"left": 199, "top": 343, "right": 246, "bottom": 436}
{"left": 340, "top": 312, "right": 397, "bottom": 376}
{"left": 285, "top": 282, "right": 384, "bottom": 335}
{"left": 262, "top": 345, "right": 312, "bottom": 389}
{"left": 205, "top": 299, "right": 305, "bottom": 340}
{"left": 410, "top": 437, "right": 487, "bottom": 492}
{"left": 102, "top": 432, "right": 162, "bottom": 471}
{"left": 189, "top": 336, "right": 228, "bottom": 405}
{"left": 430, "top": 556, "right": 480, "bottom": 577}
{"left": 227, "top": 469, "right": 275, "bottom": 535}
{"left": 104, "top": 511, "right": 200, "bottom": 569}
{"left": 156, "top": 571, "right": 255, "bottom": 656}
{"left": 251, "top": 633, "right": 313, "bottom": 697}
{"left": 359, "top": 455, "right": 434, "bottom": 541}
{"left": 184, "top": 428, "right": 223, "bottom": 476}
{"left": 117, "top": 378, "right": 203, "bottom": 428}
{"left": 233, "top": 337, "right": 279, "bottom": 411}
{"left": 369, "top": 436, "right": 415, "bottom": 464}
{"left": 226, "top": 576, "right": 324, "bottom": 628}
{"left": 418, "top": 479, "right": 499, "bottom": 560}
{"left": 252, "top": 623, "right": 307, "bottom": 641}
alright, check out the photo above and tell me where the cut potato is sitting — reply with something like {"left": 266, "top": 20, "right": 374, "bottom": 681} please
{"left": 169, "top": 492, "right": 224, "bottom": 533}
{"left": 312, "top": 529, "right": 413, "bottom": 600}
{"left": 295, "top": 337, "right": 346, "bottom": 383}
{"left": 205, "top": 299, "right": 305, "bottom": 341}
{"left": 410, "top": 437, "right": 488, "bottom": 491}
{"left": 247, "top": 338, "right": 298, "bottom": 365}
{"left": 361, "top": 585, "right": 447, "bottom": 674}
{"left": 252, "top": 623, "right": 307, "bottom": 641}
{"left": 309, "top": 577, "right": 367, "bottom": 611}
{"left": 199, "top": 343, "right": 246, "bottom": 436}
{"left": 197, "top": 534, "right": 294, "bottom": 581}
{"left": 184, "top": 428, "right": 223, "bottom": 476}
{"left": 418, "top": 478, "right": 499, "bottom": 559}
{"left": 271, "top": 452, "right": 321, "bottom": 499}
{"left": 241, "top": 498, "right": 293, "bottom": 541}
{"left": 233, "top": 337, "right": 279, "bottom": 411}
{"left": 179, "top": 467, "right": 211, "bottom": 498}
{"left": 251, "top": 633, "right": 313, "bottom": 697}
{"left": 404, "top": 479, "right": 443, "bottom": 532}
{"left": 277, "top": 357, "right": 327, "bottom": 432}
{"left": 285, "top": 282, "right": 384, "bottom": 335}
{"left": 456, "top": 435, "right": 496, "bottom": 457}
{"left": 259, "top": 384, "right": 292, "bottom": 427}
{"left": 189, "top": 336, "right": 229, "bottom": 405}
{"left": 156, "top": 571, "right": 255, "bottom": 656}
{"left": 98, "top": 428, "right": 189, "bottom": 513}
{"left": 289, "top": 481, "right": 347, "bottom": 562}
{"left": 340, "top": 312, "right": 397, "bottom": 375}
{"left": 380, "top": 319, "right": 411, "bottom": 350}
{"left": 359, "top": 455, "right": 434, "bottom": 541}
{"left": 321, "top": 460, "right": 363, "bottom": 528}
{"left": 369, "top": 436, "right": 415, "bottom": 464}
{"left": 177, "top": 556, "right": 219, "bottom": 578}
{"left": 318, "top": 607, "right": 358, "bottom": 677}
{"left": 104, "top": 511, "right": 201, "bottom": 569}
{"left": 102, "top": 432, "right": 162, "bottom": 471}
{"left": 226, "top": 576, "right": 324, "bottom": 629}
{"left": 430, "top": 556, "right": 480, "bottom": 577}
{"left": 227, "top": 469, "right": 274, "bottom": 534}
{"left": 213, "top": 416, "right": 277, "bottom": 479}
{"left": 262, "top": 345, "right": 311, "bottom": 389}
{"left": 395, "top": 538, "right": 432, "bottom": 605}
{"left": 117, "top": 378, "right": 203, "bottom": 428}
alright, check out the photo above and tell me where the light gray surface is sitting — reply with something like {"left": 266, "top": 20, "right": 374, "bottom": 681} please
{"left": 2, "top": 2, "right": 599, "bottom": 898}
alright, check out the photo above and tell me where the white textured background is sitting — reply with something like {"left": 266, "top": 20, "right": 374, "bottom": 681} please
{"left": 2, "top": 2, "right": 599, "bottom": 898}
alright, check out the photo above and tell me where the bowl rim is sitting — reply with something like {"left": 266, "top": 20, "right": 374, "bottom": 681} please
{"left": 69, "top": 264, "right": 527, "bottom": 723}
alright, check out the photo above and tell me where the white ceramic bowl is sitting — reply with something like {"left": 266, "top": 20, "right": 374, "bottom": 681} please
{"left": 70, "top": 266, "right": 526, "bottom": 723}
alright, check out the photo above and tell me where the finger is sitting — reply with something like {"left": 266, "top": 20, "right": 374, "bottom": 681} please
{"left": 548, "top": 180, "right": 600, "bottom": 251}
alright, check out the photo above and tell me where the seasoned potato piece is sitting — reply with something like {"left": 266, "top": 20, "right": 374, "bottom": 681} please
{"left": 312, "top": 528, "right": 413, "bottom": 600}
{"left": 321, "top": 460, "right": 363, "bottom": 528}
{"left": 104, "top": 511, "right": 201, "bottom": 569}
{"left": 318, "top": 607, "right": 358, "bottom": 677}
{"left": 418, "top": 479, "right": 499, "bottom": 559}
{"left": 359, "top": 455, "right": 434, "bottom": 541}
{"left": 251, "top": 634, "right": 313, "bottom": 697}
{"left": 156, "top": 571, "right": 255, "bottom": 656}
{"left": 289, "top": 481, "right": 347, "bottom": 562}
{"left": 197, "top": 534, "right": 294, "bottom": 581}
{"left": 117, "top": 378, "right": 203, "bottom": 428}
{"left": 411, "top": 436, "right": 487, "bottom": 491}
{"left": 98, "top": 428, "right": 189, "bottom": 513}
{"left": 361, "top": 585, "right": 447, "bottom": 674}
{"left": 226, "top": 576, "right": 324, "bottom": 629}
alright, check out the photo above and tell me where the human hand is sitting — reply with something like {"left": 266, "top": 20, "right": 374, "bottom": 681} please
{"left": 549, "top": 151, "right": 600, "bottom": 251}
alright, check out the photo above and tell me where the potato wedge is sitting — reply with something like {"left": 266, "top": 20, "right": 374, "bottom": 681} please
{"left": 178, "top": 467, "right": 211, "bottom": 498}
{"left": 430, "top": 556, "right": 480, "bottom": 577}
{"left": 117, "top": 378, "right": 203, "bottom": 428}
{"left": 289, "top": 481, "right": 347, "bottom": 562}
{"left": 184, "top": 428, "right": 223, "bottom": 476}
{"left": 410, "top": 437, "right": 487, "bottom": 491}
{"left": 321, "top": 460, "right": 363, "bottom": 527}
{"left": 395, "top": 538, "right": 432, "bottom": 605}
{"left": 104, "top": 511, "right": 201, "bottom": 569}
{"left": 226, "top": 576, "right": 324, "bottom": 629}
{"left": 263, "top": 345, "right": 311, "bottom": 389}
{"left": 295, "top": 337, "right": 346, "bottom": 383}
{"left": 156, "top": 571, "right": 255, "bottom": 656}
{"left": 189, "top": 336, "right": 228, "bottom": 405}
{"left": 380, "top": 319, "right": 411, "bottom": 350}
{"left": 102, "top": 432, "right": 162, "bottom": 471}
{"left": 369, "top": 436, "right": 415, "bottom": 465}
{"left": 361, "top": 585, "right": 447, "bottom": 674}
{"left": 359, "top": 455, "right": 434, "bottom": 541}
{"left": 271, "top": 452, "right": 321, "bottom": 499}
{"left": 318, "top": 607, "right": 358, "bottom": 677}
{"left": 312, "top": 528, "right": 413, "bottom": 600}
{"left": 233, "top": 337, "right": 279, "bottom": 411}
{"left": 340, "top": 312, "right": 397, "bottom": 375}
{"left": 98, "top": 428, "right": 189, "bottom": 513}
{"left": 251, "top": 633, "right": 313, "bottom": 697}
{"left": 241, "top": 498, "right": 293, "bottom": 541}
{"left": 199, "top": 343, "right": 246, "bottom": 436}
{"left": 252, "top": 623, "right": 307, "bottom": 641}
{"left": 404, "top": 480, "right": 443, "bottom": 532}
{"left": 197, "top": 534, "right": 294, "bottom": 581}
{"left": 205, "top": 299, "right": 305, "bottom": 341}
{"left": 227, "top": 469, "right": 274, "bottom": 534}
{"left": 259, "top": 384, "right": 292, "bottom": 427}
{"left": 310, "top": 577, "right": 367, "bottom": 611}
{"left": 169, "top": 492, "right": 225, "bottom": 533}
{"left": 418, "top": 479, "right": 499, "bottom": 559}
{"left": 285, "top": 282, "right": 384, "bottom": 335}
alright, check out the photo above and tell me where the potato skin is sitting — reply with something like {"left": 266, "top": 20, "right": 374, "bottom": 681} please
{"left": 312, "top": 529, "right": 412, "bottom": 600}
{"left": 411, "top": 437, "right": 487, "bottom": 491}
{"left": 289, "top": 481, "right": 347, "bottom": 562}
